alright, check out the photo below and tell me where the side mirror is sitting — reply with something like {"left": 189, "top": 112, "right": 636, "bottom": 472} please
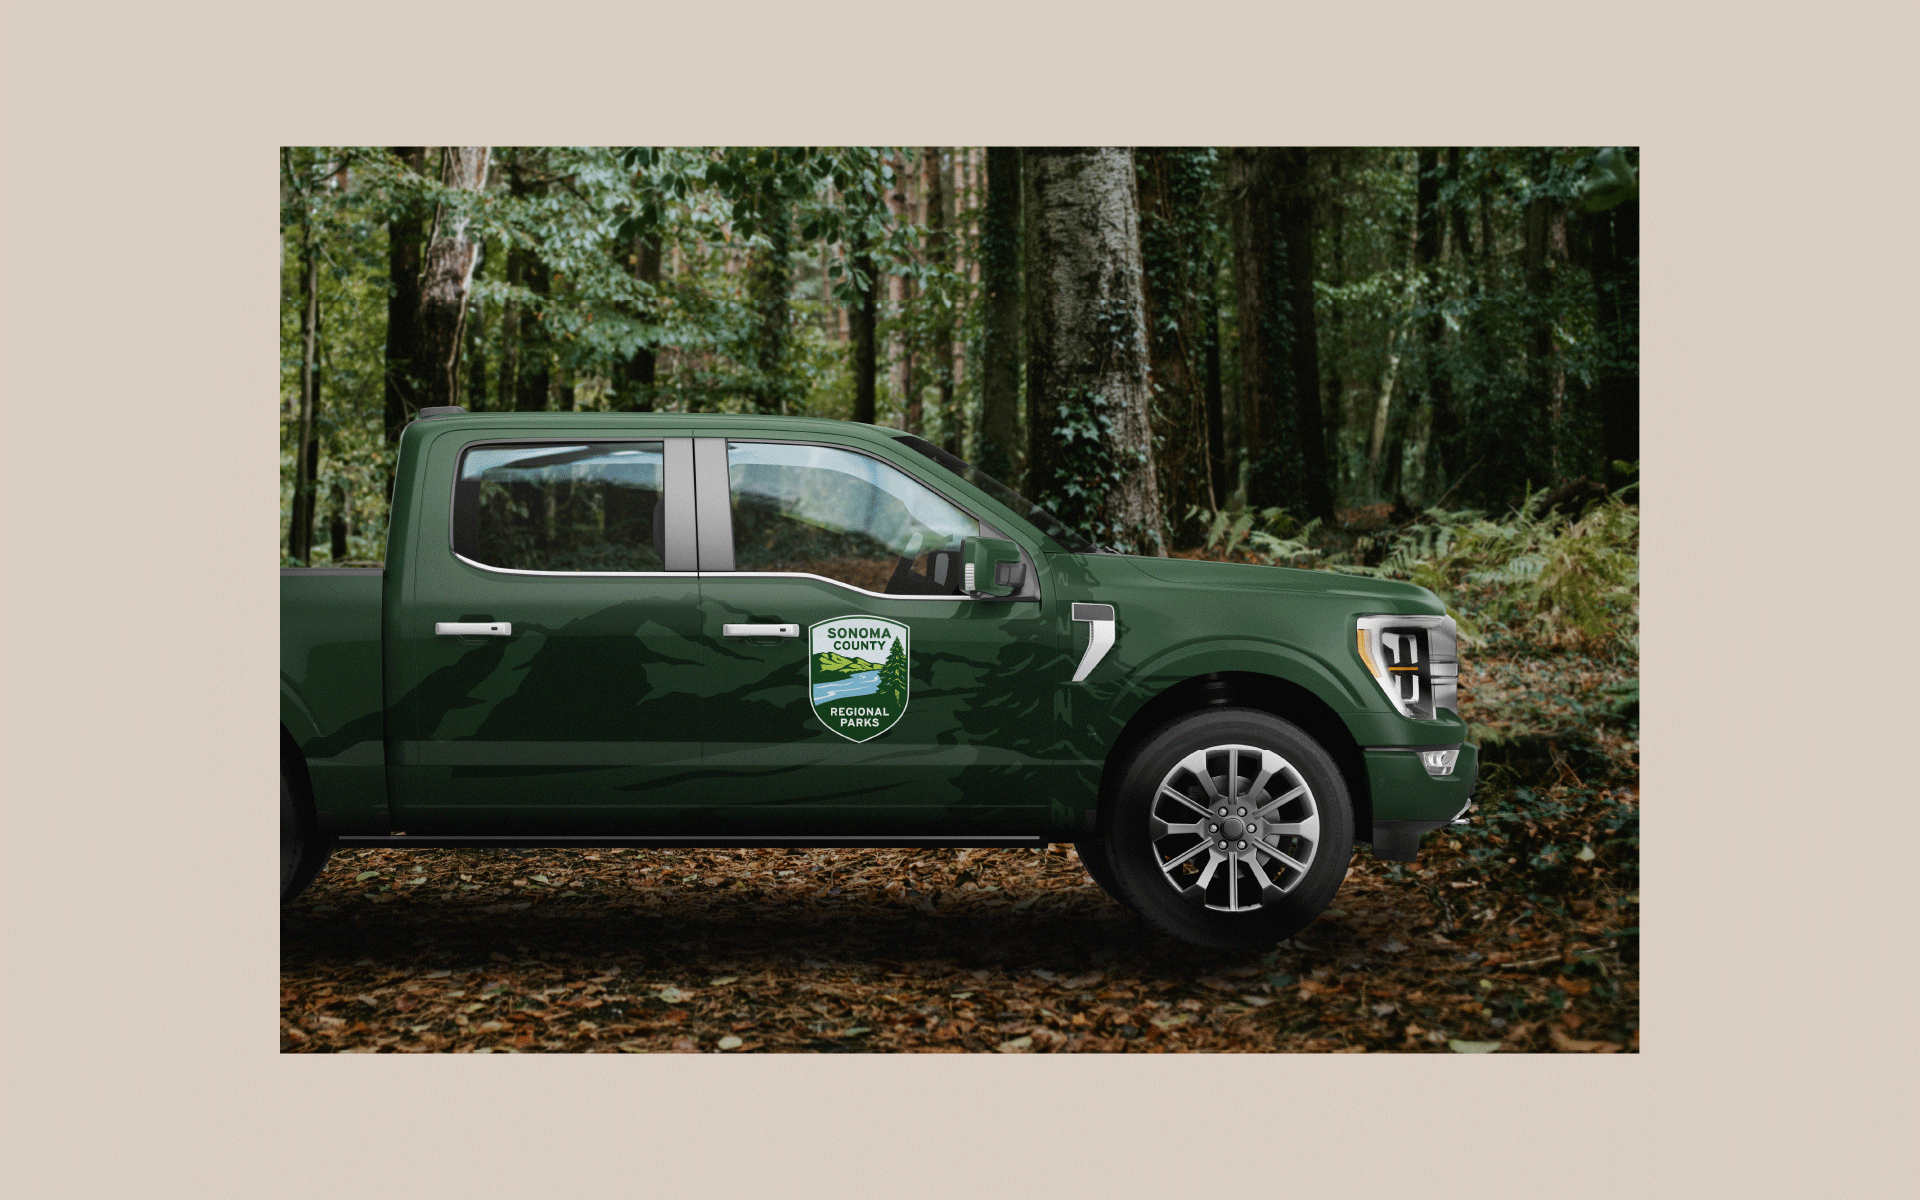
{"left": 961, "top": 536, "right": 1024, "bottom": 598}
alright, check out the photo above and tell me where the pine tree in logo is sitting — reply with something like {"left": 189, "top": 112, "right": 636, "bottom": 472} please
{"left": 878, "top": 636, "right": 908, "bottom": 708}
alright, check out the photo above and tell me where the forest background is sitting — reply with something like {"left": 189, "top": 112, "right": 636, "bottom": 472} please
{"left": 279, "top": 145, "right": 1638, "bottom": 566}
{"left": 278, "top": 146, "right": 1643, "bottom": 1055}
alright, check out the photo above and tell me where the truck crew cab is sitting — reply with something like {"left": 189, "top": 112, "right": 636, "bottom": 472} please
{"left": 281, "top": 409, "right": 1476, "bottom": 949}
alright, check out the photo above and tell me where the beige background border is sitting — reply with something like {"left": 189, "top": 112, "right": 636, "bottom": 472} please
{"left": 3, "top": 2, "right": 1914, "bottom": 1195}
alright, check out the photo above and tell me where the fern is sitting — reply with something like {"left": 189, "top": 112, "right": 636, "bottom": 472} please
{"left": 1187, "top": 482, "right": 1638, "bottom": 656}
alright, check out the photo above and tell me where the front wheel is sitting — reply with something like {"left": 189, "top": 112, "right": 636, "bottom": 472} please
{"left": 1100, "top": 709, "right": 1353, "bottom": 950}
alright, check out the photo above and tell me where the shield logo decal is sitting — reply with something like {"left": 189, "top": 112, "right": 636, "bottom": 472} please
{"left": 808, "top": 615, "right": 911, "bottom": 742}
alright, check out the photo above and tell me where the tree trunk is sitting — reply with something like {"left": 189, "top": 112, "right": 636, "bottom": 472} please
{"left": 1593, "top": 189, "right": 1639, "bottom": 488}
{"left": 1227, "top": 147, "right": 1331, "bottom": 520}
{"left": 290, "top": 216, "right": 321, "bottom": 564}
{"left": 924, "top": 148, "right": 958, "bottom": 452}
{"left": 1203, "top": 269, "right": 1225, "bottom": 508}
{"left": 498, "top": 238, "right": 523, "bottom": 413}
{"left": 515, "top": 249, "right": 551, "bottom": 412}
{"left": 978, "top": 146, "right": 1022, "bottom": 482}
{"left": 1375, "top": 168, "right": 1420, "bottom": 502}
{"left": 887, "top": 153, "right": 920, "bottom": 432}
{"left": 464, "top": 243, "right": 488, "bottom": 410}
{"left": 416, "top": 147, "right": 491, "bottom": 410}
{"left": 1136, "top": 148, "right": 1217, "bottom": 544}
{"left": 620, "top": 229, "right": 662, "bottom": 410}
{"left": 850, "top": 224, "right": 879, "bottom": 424}
{"left": 1322, "top": 150, "right": 1346, "bottom": 504}
{"left": 1023, "top": 147, "right": 1165, "bottom": 555}
{"left": 747, "top": 180, "right": 793, "bottom": 415}
{"left": 1417, "top": 148, "right": 1462, "bottom": 494}
{"left": 1519, "top": 160, "right": 1557, "bottom": 497}
{"left": 329, "top": 480, "right": 349, "bottom": 562}
{"left": 383, "top": 146, "right": 427, "bottom": 443}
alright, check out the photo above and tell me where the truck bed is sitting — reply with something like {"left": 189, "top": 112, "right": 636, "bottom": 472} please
{"left": 280, "top": 568, "right": 387, "bottom": 834}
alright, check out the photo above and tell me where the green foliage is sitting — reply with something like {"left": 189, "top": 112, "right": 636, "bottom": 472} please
{"left": 1190, "top": 476, "right": 1638, "bottom": 657}
{"left": 1189, "top": 504, "right": 1323, "bottom": 565}
{"left": 1451, "top": 781, "right": 1639, "bottom": 905}
{"left": 1355, "top": 484, "right": 1639, "bottom": 655}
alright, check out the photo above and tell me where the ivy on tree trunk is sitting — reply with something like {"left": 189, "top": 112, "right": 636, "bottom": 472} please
{"left": 416, "top": 147, "right": 491, "bottom": 411}
{"left": 1022, "top": 147, "right": 1166, "bottom": 555}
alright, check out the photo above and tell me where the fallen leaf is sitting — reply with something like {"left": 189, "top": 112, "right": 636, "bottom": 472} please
{"left": 996, "top": 1035, "right": 1033, "bottom": 1052}
{"left": 354, "top": 871, "right": 380, "bottom": 882}
{"left": 1448, "top": 1040, "right": 1501, "bottom": 1053}
{"left": 657, "top": 987, "right": 689, "bottom": 1004}
{"left": 1549, "top": 1027, "right": 1622, "bottom": 1053}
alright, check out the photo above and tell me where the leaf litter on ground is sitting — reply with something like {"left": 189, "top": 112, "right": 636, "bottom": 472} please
{"left": 284, "top": 511, "right": 1636, "bottom": 1055}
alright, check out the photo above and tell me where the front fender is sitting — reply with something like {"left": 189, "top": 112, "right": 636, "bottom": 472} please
{"left": 1109, "top": 636, "right": 1369, "bottom": 723}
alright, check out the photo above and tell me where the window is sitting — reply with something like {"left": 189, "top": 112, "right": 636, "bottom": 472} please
{"left": 726, "top": 442, "right": 979, "bottom": 594}
{"left": 892, "top": 433, "right": 1097, "bottom": 553}
{"left": 452, "top": 442, "right": 667, "bottom": 572}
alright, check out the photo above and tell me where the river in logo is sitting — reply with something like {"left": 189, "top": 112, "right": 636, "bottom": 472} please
{"left": 809, "top": 615, "right": 910, "bottom": 742}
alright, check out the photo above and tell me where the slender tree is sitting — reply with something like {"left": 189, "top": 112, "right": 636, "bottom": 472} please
{"left": 746, "top": 168, "right": 794, "bottom": 415}
{"left": 1416, "top": 148, "right": 1463, "bottom": 492}
{"left": 924, "top": 148, "right": 958, "bottom": 451}
{"left": 464, "top": 246, "right": 488, "bottom": 411}
{"left": 1023, "top": 147, "right": 1165, "bottom": 554}
{"left": 1583, "top": 148, "right": 1639, "bottom": 488}
{"left": 416, "top": 147, "right": 491, "bottom": 410}
{"left": 1136, "top": 148, "right": 1219, "bottom": 542}
{"left": 849, "top": 220, "right": 879, "bottom": 424}
{"left": 384, "top": 147, "right": 427, "bottom": 443}
{"left": 619, "top": 227, "right": 662, "bottom": 410}
{"left": 1228, "top": 147, "right": 1331, "bottom": 521}
{"left": 887, "top": 152, "right": 921, "bottom": 433}
{"left": 977, "top": 146, "right": 1022, "bottom": 481}
{"left": 290, "top": 178, "right": 321, "bottom": 564}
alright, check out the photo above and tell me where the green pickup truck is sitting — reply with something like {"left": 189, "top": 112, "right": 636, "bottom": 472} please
{"left": 281, "top": 408, "right": 1476, "bottom": 949}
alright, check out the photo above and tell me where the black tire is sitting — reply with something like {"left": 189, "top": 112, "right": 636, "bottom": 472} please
{"left": 1072, "top": 837, "right": 1132, "bottom": 910}
{"left": 1100, "top": 709, "right": 1353, "bottom": 950}
{"left": 280, "top": 763, "right": 332, "bottom": 903}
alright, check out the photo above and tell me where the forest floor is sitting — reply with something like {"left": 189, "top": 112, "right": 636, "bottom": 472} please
{"left": 281, "top": 639, "right": 1639, "bottom": 1054}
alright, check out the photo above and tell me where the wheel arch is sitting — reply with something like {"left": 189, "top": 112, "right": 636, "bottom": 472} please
{"left": 281, "top": 722, "right": 318, "bottom": 835}
{"left": 1095, "top": 671, "right": 1373, "bottom": 843}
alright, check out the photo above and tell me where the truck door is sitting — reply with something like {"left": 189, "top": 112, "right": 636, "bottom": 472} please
{"left": 689, "top": 437, "right": 1080, "bottom": 836}
{"left": 385, "top": 432, "right": 712, "bottom": 834}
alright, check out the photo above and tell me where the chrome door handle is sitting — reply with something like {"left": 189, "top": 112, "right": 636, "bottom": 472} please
{"left": 723, "top": 623, "right": 799, "bottom": 638}
{"left": 1070, "top": 603, "right": 1116, "bottom": 682}
{"left": 435, "top": 621, "right": 512, "bottom": 637}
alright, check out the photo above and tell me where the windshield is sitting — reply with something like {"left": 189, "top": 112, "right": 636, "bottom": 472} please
{"left": 890, "top": 434, "right": 1097, "bottom": 554}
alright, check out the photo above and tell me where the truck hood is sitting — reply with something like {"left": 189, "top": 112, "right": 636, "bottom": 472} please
{"left": 1117, "top": 553, "right": 1444, "bottom": 611}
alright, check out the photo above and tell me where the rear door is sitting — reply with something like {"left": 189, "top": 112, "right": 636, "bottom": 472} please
{"left": 386, "top": 430, "right": 712, "bottom": 834}
{"left": 688, "top": 435, "right": 1079, "bottom": 836}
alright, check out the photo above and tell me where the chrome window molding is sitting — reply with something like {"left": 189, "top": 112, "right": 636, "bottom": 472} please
{"left": 453, "top": 552, "right": 697, "bottom": 579}
{"left": 701, "top": 570, "right": 992, "bottom": 602}
{"left": 699, "top": 436, "right": 1040, "bottom": 603}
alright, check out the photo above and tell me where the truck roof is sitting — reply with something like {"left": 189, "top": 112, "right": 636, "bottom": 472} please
{"left": 411, "top": 409, "right": 907, "bottom": 447}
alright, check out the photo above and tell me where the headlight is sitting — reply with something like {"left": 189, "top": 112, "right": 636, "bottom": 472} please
{"left": 1355, "top": 614, "right": 1459, "bottom": 720}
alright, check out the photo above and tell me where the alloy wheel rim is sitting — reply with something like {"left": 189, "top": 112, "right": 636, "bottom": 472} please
{"left": 1150, "top": 744, "right": 1320, "bottom": 913}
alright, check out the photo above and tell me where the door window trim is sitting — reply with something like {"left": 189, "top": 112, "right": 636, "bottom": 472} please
{"left": 693, "top": 436, "right": 1040, "bottom": 603}
{"left": 446, "top": 436, "right": 698, "bottom": 576}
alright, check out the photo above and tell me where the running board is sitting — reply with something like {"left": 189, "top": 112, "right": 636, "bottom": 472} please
{"left": 332, "top": 834, "right": 1053, "bottom": 851}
